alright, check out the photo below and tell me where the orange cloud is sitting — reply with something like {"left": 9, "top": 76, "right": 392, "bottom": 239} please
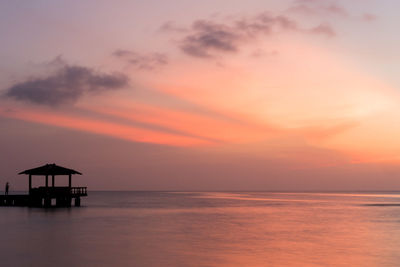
{"left": 0, "top": 107, "right": 212, "bottom": 146}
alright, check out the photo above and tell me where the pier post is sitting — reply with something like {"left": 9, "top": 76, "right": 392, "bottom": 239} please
{"left": 29, "top": 175, "right": 32, "bottom": 194}
{"left": 44, "top": 197, "right": 51, "bottom": 207}
{"left": 75, "top": 197, "right": 81, "bottom": 207}
{"left": 56, "top": 198, "right": 61, "bottom": 207}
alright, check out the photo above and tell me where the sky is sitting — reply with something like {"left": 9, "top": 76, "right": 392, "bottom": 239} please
{"left": 1, "top": 0, "right": 400, "bottom": 191}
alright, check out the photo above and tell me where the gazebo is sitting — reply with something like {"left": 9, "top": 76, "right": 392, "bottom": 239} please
{"left": 18, "top": 163, "right": 87, "bottom": 207}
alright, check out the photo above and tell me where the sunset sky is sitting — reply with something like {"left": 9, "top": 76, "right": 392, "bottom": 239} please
{"left": 1, "top": 0, "right": 400, "bottom": 191}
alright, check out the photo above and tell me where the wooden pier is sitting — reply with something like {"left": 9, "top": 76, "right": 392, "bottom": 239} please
{"left": 1, "top": 164, "right": 87, "bottom": 208}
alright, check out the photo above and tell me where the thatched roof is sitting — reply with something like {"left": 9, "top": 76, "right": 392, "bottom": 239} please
{"left": 19, "top": 163, "right": 82, "bottom": 176}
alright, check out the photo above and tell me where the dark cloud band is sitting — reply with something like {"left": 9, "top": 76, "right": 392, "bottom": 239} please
{"left": 4, "top": 62, "right": 129, "bottom": 106}
{"left": 165, "top": 12, "right": 335, "bottom": 59}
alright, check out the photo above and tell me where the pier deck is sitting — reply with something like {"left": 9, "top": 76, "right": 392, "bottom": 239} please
{"left": 0, "top": 187, "right": 87, "bottom": 207}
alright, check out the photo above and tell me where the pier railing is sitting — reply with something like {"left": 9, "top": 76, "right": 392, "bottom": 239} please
{"left": 71, "top": 187, "right": 87, "bottom": 196}
{"left": 30, "top": 186, "right": 88, "bottom": 197}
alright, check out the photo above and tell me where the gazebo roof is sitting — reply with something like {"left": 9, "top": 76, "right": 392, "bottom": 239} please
{"left": 19, "top": 163, "right": 82, "bottom": 176}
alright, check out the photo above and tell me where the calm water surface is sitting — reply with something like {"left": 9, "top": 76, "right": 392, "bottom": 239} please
{"left": 1, "top": 191, "right": 400, "bottom": 266}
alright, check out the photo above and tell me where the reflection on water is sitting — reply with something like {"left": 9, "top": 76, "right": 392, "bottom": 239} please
{"left": 1, "top": 192, "right": 400, "bottom": 266}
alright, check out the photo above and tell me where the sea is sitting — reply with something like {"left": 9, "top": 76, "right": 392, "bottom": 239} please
{"left": 1, "top": 191, "right": 400, "bottom": 267}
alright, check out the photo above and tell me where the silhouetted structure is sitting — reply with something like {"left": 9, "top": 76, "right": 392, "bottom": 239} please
{"left": 0, "top": 163, "right": 87, "bottom": 207}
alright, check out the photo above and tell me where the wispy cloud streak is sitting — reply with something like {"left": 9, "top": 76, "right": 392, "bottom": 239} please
{"left": 113, "top": 50, "right": 168, "bottom": 70}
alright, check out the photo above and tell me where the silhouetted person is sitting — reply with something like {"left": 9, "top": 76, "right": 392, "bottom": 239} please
{"left": 5, "top": 182, "right": 9, "bottom": 196}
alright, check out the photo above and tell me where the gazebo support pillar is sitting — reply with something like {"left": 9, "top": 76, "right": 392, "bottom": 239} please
{"left": 45, "top": 175, "right": 48, "bottom": 188}
{"left": 52, "top": 175, "right": 55, "bottom": 187}
{"left": 68, "top": 174, "right": 71, "bottom": 188}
